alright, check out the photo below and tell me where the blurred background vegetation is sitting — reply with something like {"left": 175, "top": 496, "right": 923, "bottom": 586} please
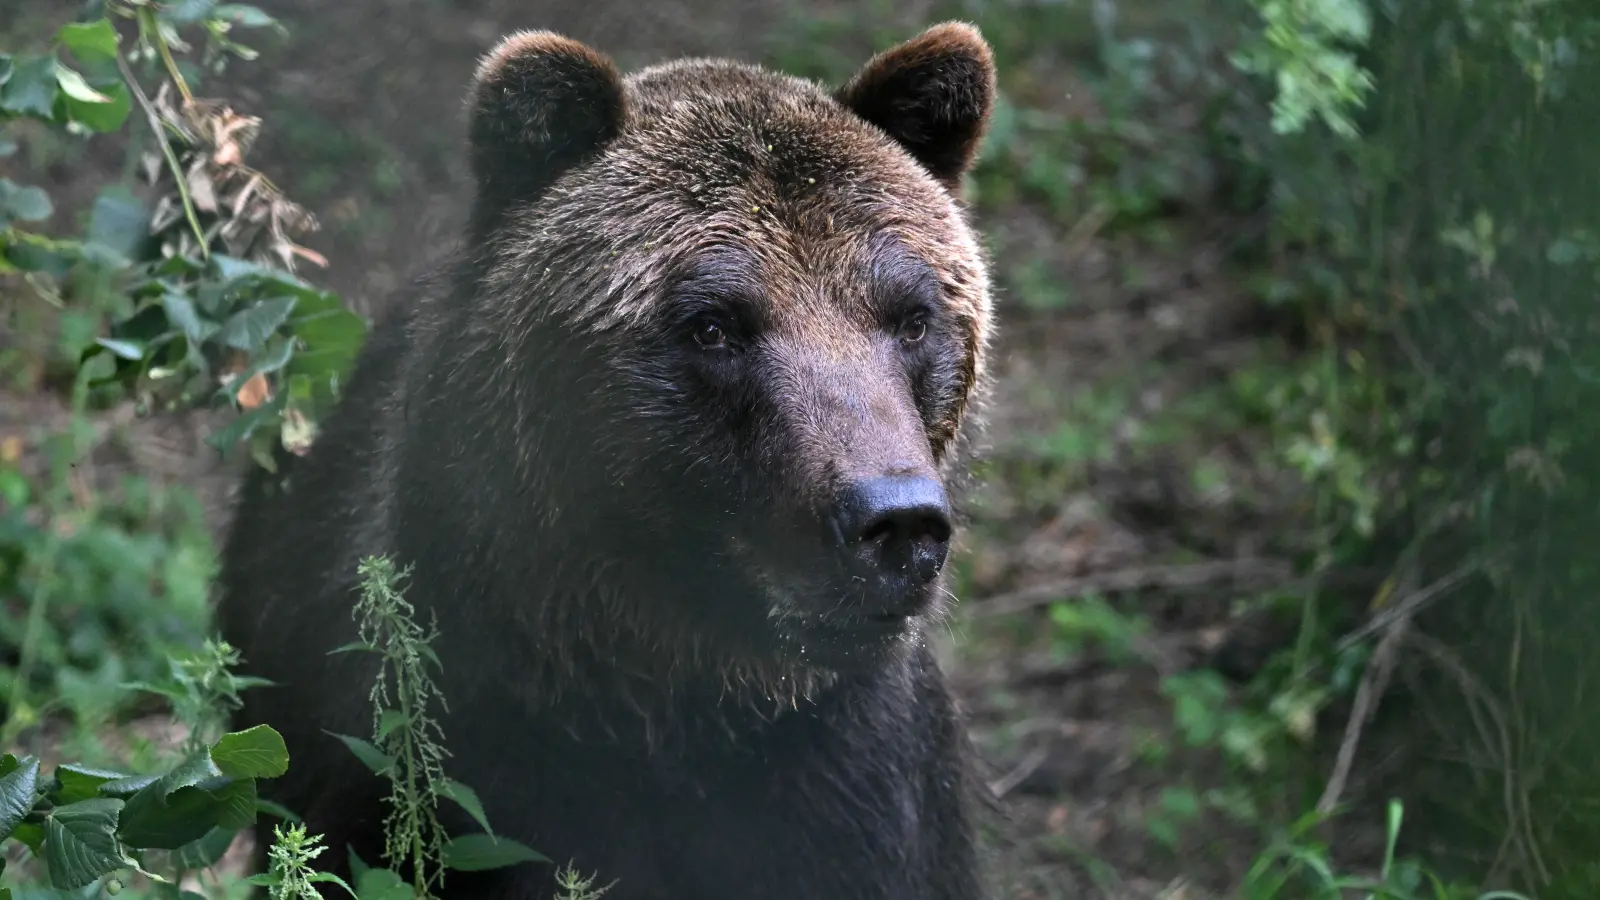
{"left": 1, "top": 0, "right": 1596, "bottom": 898}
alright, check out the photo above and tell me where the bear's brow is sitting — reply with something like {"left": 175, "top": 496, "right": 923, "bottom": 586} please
{"left": 865, "top": 243, "right": 942, "bottom": 312}
{"left": 667, "top": 238, "right": 942, "bottom": 316}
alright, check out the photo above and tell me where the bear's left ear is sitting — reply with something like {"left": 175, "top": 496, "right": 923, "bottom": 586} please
{"left": 467, "top": 31, "right": 627, "bottom": 229}
{"left": 836, "top": 22, "right": 997, "bottom": 192}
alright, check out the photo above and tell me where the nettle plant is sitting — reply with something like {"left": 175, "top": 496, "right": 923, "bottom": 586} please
{"left": 0, "top": 701, "right": 290, "bottom": 900}
{"left": 302, "top": 556, "right": 563, "bottom": 900}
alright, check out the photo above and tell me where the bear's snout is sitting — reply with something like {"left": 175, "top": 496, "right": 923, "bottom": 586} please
{"left": 832, "top": 474, "right": 952, "bottom": 616}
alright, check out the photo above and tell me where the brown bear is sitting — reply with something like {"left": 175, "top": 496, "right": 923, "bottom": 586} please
{"left": 217, "top": 20, "right": 999, "bottom": 900}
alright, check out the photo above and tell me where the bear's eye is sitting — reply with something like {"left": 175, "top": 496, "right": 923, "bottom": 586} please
{"left": 897, "top": 312, "right": 929, "bottom": 345}
{"left": 691, "top": 318, "right": 728, "bottom": 350}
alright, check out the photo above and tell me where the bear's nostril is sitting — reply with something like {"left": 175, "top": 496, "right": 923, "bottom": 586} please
{"left": 837, "top": 475, "right": 952, "bottom": 584}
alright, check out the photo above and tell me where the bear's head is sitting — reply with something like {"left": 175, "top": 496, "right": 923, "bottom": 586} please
{"left": 442, "top": 24, "right": 996, "bottom": 680}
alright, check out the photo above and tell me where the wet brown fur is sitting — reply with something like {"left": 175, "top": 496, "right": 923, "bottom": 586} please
{"left": 219, "top": 22, "right": 1001, "bottom": 899}
{"left": 415, "top": 25, "right": 998, "bottom": 717}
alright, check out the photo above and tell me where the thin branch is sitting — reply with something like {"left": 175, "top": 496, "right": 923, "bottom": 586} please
{"left": 987, "top": 744, "right": 1051, "bottom": 800}
{"left": 116, "top": 50, "right": 209, "bottom": 259}
{"left": 1316, "top": 569, "right": 1415, "bottom": 815}
{"left": 140, "top": 7, "right": 195, "bottom": 106}
{"left": 1335, "top": 557, "right": 1486, "bottom": 651}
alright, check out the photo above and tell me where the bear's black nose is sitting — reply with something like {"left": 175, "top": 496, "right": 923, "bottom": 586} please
{"left": 836, "top": 475, "right": 953, "bottom": 589}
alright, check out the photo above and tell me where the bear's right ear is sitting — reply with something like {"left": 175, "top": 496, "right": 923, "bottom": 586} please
{"left": 467, "top": 31, "right": 627, "bottom": 225}
{"left": 836, "top": 22, "right": 996, "bottom": 193}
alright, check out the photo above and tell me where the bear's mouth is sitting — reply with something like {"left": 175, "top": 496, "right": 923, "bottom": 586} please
{"left": 773, "top": 607, "right": 922, "bottom": 663}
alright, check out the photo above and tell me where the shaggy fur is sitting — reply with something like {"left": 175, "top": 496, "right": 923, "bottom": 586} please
{"left": 218, "top": 22, "right": 999, "bottom": 900}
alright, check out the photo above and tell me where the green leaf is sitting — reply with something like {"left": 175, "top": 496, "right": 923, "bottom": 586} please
{"left": 94, "top": 338, "right": 145, "bottom": 361}
{"left": 215, "top": 296, "right": 298, "bottom": 351}
{"left": 57, "top": 20, "right": 120, "bottom": 66}
{"left": 4, "top": 232, "right": 77, "bottom": 276}
{"left": 326, "top": 733, "right": 393, "bottom": 776}
{"left": 54, "top": 63, "right": 111, "bottom": 104}
{"left": 53, "top": 765, "right": 128, "bottom": 805}
{"left": 43, "top": 798, "right": 127, "bottom": 890}
{"left": 117, "top": 784, "right": 222, "bottom": 849}
{"left": 86, "top": 188, "right": 149, "bottom": 259}
{"left": 1, "top": 55, "right": 58, "bottom": 118}
{"left": 10, "top": 821, "right": 44, "bottom": 853}
{"left": 97, "top": 775, "right": 160, "bottom": 798}
{"left": 438, "top": 780, "right": 493, "bottom": 836}
{"left": 63, "top": 81, "right": 130, "bottom": 132}
{"left": 307, "top": 872, "right": 358, "bottom": 899}
{"left": 213, "top": 5, "right": 280, "bottom": 29}
{"left": 352, "top": 864, "right": 412, "bottom": 900}
{"left": 216, "top": 335, "right": 294, "bottom": 402}
{"left": 160, "top": 754, "right": 225, "bottom": 794}
{"left": 208, "top": 779, "right": 257, "bottom": 831}
{"left": 1, "top": 178, "right": 54, "bottom": 222}
{"left": 286, "top": 308, "right": 368, "bottom": 390}
{"left": 160, "top": 292, "right": 216, "bottom": 344}
{"left": 0, "top": 54, "right": 13, "bottom": 88}
{"left": 375, "top": 710, "right": 408, "bottom": 742}
{"left": 253, "top": 798, "right": 301, "bottom": 823}
{"left": 160, "top": 0, "right": 220, "bottom": 25}
{"left": 203, "top": 395, "right": 284, "bottom": 452}
{"left": 328, "top": 641, "right": 377, "bottom": 655}
{"left": 439, "top": 834, "right": 548, "bottom": 872}
{"left": 172, "top": 826, "right": 237, "bottom": 870}
{"left": 211, "top": 725, "right": 289, "bottom": 779}
{"left": 417, "top": 644, "right": 442, "bottom": 670}
{"left": 211, "top": 253, "right": 289, "bottom": 284}
{"left": 0, "top": 757, "right": 41, "bottom": 842}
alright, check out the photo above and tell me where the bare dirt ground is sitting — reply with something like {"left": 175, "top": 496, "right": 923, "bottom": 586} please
{"left": 4, "top": 1, "right": 1329, "bottom": 897}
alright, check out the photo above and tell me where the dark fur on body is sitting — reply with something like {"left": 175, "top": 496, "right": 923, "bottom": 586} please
{"left": 219, "top": 23, "right": 999, "bottom": 900}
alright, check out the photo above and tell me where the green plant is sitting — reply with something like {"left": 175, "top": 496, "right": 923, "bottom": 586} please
{"left": 1047, "top": 595, "right": 1148, "bottom": 665}
{"left": 0, "top": 638, "right": 289, "bottom": 900}
{"left": 1232, "top": 0, "right": 1376, "bottom": 137}
{"left": 323, "top": 556, "right": 586, "bottom": 900}
{"left": 0, "top": 460, "right": 216, "bottom": 743}
{"left": 253, "top": 824, "right": 351, "bottom": 900}
{"left": 1, "top": 0, "right": 367, "bottom": 738}
{"left": 1238, "top": 800, "right": 1533, "bottom": 900}
{"left": 126, "top": 637, "right": 273, "bottom": 758}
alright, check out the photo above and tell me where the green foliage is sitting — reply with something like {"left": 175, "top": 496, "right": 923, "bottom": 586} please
{"left": 1216, "top": 0, "right": 1600, "bottom": 894}
{"left": 339, "top": 557, "right": 451, "bottom": 896}
{"left": 125, "top": 638, "right": 273, "bottom": 757}
{"left": 0, "top": 643, "right": 289, "bottom": 899}
{"left": 248, "top": 825, "right": 354, "bottom": 900}
{"left": 1, "top": 0, "right": 365, "bottom": 736}
{"left": 1239, "top": 802, "right": 1531, "bottom": 900}
{"left": 1046, "top": 595, "right": 1148, "bottom": 665}
{"left": 552, "top": 864, "right": 615, "bottom": 900}
{"left": 1232, "top": 0, "right": 1376, "bottom": 137}
{"left": 2, "top": 2, "right": 365, "bottom": 463}
{"left": 0, "top": 461, "right": 215, "bottom": 741}
{"left": 2, "top": 8, "right": 603, "bottom": 900}
{"left": 326, "top": 556, "right": 559, "bottom": 900}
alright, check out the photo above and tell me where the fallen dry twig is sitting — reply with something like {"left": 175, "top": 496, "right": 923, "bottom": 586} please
{"left": 1316, "top": 569, "right": 1417, "bottom": 815}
